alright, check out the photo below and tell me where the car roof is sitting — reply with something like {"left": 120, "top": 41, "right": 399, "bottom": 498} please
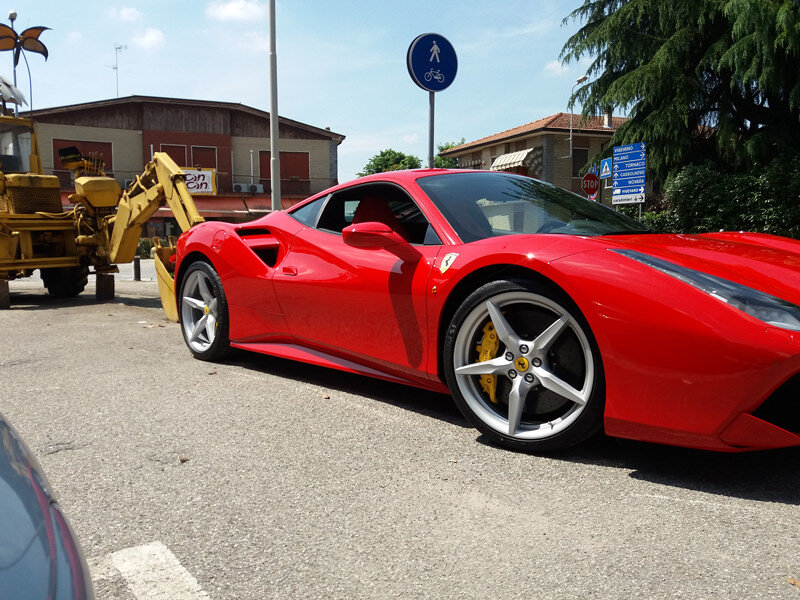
{"left": 352, "top": 168, "right": 484, "bottom": 185}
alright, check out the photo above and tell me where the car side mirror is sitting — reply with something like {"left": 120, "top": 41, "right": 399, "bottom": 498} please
{"left": 342, "top": 221, "right": 421, "bottom": 261}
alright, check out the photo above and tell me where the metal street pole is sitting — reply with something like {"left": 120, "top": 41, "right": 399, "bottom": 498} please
{"left": 428, "top": 91, "right": 434, "bottom": 168}
{"left": 9, "top": 10, "right": 17, "bottom": 116}
{"left": 268, "top": 0, "right": 281, "bottom": 211}
{"left": 569, "top": 75, "right": 588, "bottom": 158}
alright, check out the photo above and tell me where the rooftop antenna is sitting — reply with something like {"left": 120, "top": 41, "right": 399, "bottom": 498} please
{"left": 109, "top": 44, "right": 126, "bottom": 98}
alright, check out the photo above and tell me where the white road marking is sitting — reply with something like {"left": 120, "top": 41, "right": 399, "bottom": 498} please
{"left": 90, "top": 541, "right": 211, "bottom": 599}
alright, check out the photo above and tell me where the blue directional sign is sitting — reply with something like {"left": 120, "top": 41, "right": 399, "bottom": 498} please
{"left": 612, "top": 142, "right": 646, "bottom": 204}
{"left": 407, "top": 33, "right": 457, "bottom": 92}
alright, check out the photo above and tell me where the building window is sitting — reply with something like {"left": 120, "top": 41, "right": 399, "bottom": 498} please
{"left": 191, "top": 146, "right": 217, "bottom": 169}
{"left": 160, "top": 144, "right": 187, "bottom": 166}
{"left": 259, "top": 151, "right": 311, "bottom": 196}
{"left": 572, "top": 148, "right": 588, "bottom": 178}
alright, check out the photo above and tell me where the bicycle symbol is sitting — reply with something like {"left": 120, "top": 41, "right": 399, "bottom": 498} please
{"left": 424, "top": 68, "right": 445, "bottom": 83}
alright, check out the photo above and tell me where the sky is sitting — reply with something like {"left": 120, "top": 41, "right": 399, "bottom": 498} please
{"left": 12, "top": 0, "right": 592, "bottom": 182}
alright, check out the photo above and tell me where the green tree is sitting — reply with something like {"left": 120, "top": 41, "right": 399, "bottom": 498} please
{"left": 435, "top": 138, "right": 465, "bottom": 168}
{"left": 560, "top": 0, "right": 800, "bottom": 183}
{"left": 358, "top": 149, "right": 422, "bottom": 176}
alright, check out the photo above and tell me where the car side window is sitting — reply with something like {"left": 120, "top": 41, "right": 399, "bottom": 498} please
{"left": 315, "top": 183, "right": 441, "bottom": 245}
{"left": 288, "top": 194, "right": 327, "bottom": 227}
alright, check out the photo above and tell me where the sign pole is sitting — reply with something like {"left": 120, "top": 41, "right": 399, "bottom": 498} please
{"left": 407, "top": 34, "right": 457, "bottom": 170}
{"left": 428, "top": 91, "right": 435, "bottom": 168}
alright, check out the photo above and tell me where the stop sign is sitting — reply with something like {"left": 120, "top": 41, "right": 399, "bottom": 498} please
{"left": 581, "top": 172, "right": 599, "bottom": 196}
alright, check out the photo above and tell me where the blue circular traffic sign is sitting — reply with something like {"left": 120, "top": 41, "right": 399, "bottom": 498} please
{"left": 407, "top": 33, "right": 457, "bottom": 92}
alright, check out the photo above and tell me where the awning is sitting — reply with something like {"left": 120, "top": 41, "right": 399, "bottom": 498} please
{"left": 490, "top": 149, "right": 535, "bottom": 171}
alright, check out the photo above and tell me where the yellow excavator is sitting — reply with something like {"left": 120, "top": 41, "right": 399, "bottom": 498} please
{"left": 0, "top": 112, "right": 204, "bottom": 320}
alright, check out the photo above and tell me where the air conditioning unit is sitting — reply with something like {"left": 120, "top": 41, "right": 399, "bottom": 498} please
{"left": 233, "top": 182, "right": 264, "bottom": 194}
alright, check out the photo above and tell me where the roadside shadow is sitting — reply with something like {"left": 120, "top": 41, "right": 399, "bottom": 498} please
{"left": 619, "top": 441, "right": 800, "bottom": 505}
{"left": 476, "top": 433, "right": 800, "bottom": 505}
{"left": 116, "top": 296, "right": 163, "bottom": 309}
{"left": 224, "top": 350, "right": 467, "bottom": 428}
{"left": 5, "top": 291, "right": 162, "bottom": 311}
{"left": 229, "top": 351, "right": 799, "bottom": 505}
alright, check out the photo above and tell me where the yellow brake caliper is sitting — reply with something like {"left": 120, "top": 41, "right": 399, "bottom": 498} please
{"left": 475, "top": 321, "right": 500, "bottom": 403}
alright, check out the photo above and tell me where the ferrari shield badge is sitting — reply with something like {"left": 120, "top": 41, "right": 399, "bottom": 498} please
{"left": 440, "top": 252, "right": 459, "bottom": 273}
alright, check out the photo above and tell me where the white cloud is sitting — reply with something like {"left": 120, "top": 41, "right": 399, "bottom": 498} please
{"left": 543, "top": 60, "right": 567, "bottom": 76}
{"left": 401, "top": 133, "right": 419, "bottom": 145}
{"left": 132, "top": 28, "right": 166, "bottom": 51}
{"left": 206, "top": 0, "right": 267, "bottom": 22}
{"left": 119, "top": 7, "right": 143, "bottom": 21}
{"left": 106, "top": 7, "right": 142, "bottom": 21}
{"left": 66, "top": 31, "right": 82, "bottom": 44}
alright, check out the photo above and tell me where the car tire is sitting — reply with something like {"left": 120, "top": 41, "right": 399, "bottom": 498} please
{"left": 444, "top": 278, "right": 604, "bottom": 452}
{"left": 41, "top": 266, "right": 89, "bottom": 298}
{"left": 179, "top": 261, "right": 231, "bottom": 361}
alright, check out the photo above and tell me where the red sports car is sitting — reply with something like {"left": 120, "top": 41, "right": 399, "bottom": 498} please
{"left": 173, "top": 169, "right": 800, "bottom": 452}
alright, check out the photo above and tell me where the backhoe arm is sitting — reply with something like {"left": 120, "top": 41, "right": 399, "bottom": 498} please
{"left": 107, "top": 152, "right": 205, "bottom": 321}
{"left": 108, "top": 152, "right": 204, "bottom": 264}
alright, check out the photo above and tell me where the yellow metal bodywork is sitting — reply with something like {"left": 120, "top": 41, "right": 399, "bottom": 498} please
{"left": 74, "top": 176, "right": 121, "bottom": 208}
{"left": 4, "top": 173, "right": 60, "bottom": 190}
{"left": 0, "top": 115, "right": 77, "bottom": 280}
{"left": 476, "top": 321, "right": 500, "bottom": 403}
{"left": 28, "top": 119, "right": 43, "bottom": 175}
{"left": 1, "top": 115, "right": 204, "bottom": 319}
{"left": 106, "top": 153, "right": 205, "bottom": 320}
{"left": 153, "top": 237, "right": 179, "bottom": 322}
{"left": 108, "top": 153, "right": 204, "bottom": 267}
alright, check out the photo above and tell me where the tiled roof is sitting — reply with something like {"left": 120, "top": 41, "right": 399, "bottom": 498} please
{"left": 440, "top": 112, "right": 627, "bottom": 155}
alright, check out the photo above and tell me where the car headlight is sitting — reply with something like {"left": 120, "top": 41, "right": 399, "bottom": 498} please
{"left": 613, "top": 249, "right": 800, "bottom": 331}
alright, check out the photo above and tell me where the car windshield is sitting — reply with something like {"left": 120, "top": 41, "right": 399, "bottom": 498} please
{"left": 417, "top": 172, "right": 648, "bottom": 242}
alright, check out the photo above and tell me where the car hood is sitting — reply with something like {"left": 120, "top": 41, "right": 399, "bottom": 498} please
{"left": 600, "top": 232, "right": 800, "bottom": 304}
{"left": 0, "top": 414, "right": 93, "bottom": 600}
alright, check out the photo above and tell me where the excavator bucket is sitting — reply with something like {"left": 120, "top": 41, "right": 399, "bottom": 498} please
{"left": 155, "top": 254, "right": 178, "bottom": 322}
{"left": 153, "top": 237, "right": 179, "bottom": 323}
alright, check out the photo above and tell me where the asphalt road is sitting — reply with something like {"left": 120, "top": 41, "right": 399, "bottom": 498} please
{"left": 2, "top": 268, "right": 799, "bottom": 599}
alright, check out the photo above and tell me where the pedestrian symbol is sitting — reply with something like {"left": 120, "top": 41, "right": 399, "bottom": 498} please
{"left": 430, "top": 40, "right": 440, "bottom": 62}
{"left": 600, "top": 158, "right": 612, "bottom": 179}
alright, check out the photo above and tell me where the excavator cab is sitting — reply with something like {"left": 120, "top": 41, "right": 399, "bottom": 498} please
{"left": 0, "top": 119, "right": 32, "bottom": 173}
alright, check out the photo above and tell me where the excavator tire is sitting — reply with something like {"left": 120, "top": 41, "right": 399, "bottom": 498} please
{"left": 41, "top": 266, "right": 89, "bottom": 298}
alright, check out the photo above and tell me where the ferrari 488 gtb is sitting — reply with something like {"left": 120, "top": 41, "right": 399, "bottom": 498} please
{"left": 172, "top": 169, "right": 800, "bottom": 453}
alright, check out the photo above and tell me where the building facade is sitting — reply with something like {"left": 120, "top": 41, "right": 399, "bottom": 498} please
{"left": 26, "top": 96, "right": 344, "bottom": 227}
{"left": 440, "top": 112, "right": 625, "bottom": 201}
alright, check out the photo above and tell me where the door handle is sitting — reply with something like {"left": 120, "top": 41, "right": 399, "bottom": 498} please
{"left": 282, "top": 266, "right": 298, "bottom": 276}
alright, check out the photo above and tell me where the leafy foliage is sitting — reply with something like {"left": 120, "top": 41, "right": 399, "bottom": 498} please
{"left": 636, "top": 156, "right": 800, "bottom": 237}
{"left": 358, "top": 149, "right": 422, "bottom": 176}
{"left": 137, "top": 237, "right": 169, "bottom": 258}
{"left": 561, "top": 0, "right": 800, "bottom": 183}
{"left": 435, "top": 139, "right": 465, "bottom": 168}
